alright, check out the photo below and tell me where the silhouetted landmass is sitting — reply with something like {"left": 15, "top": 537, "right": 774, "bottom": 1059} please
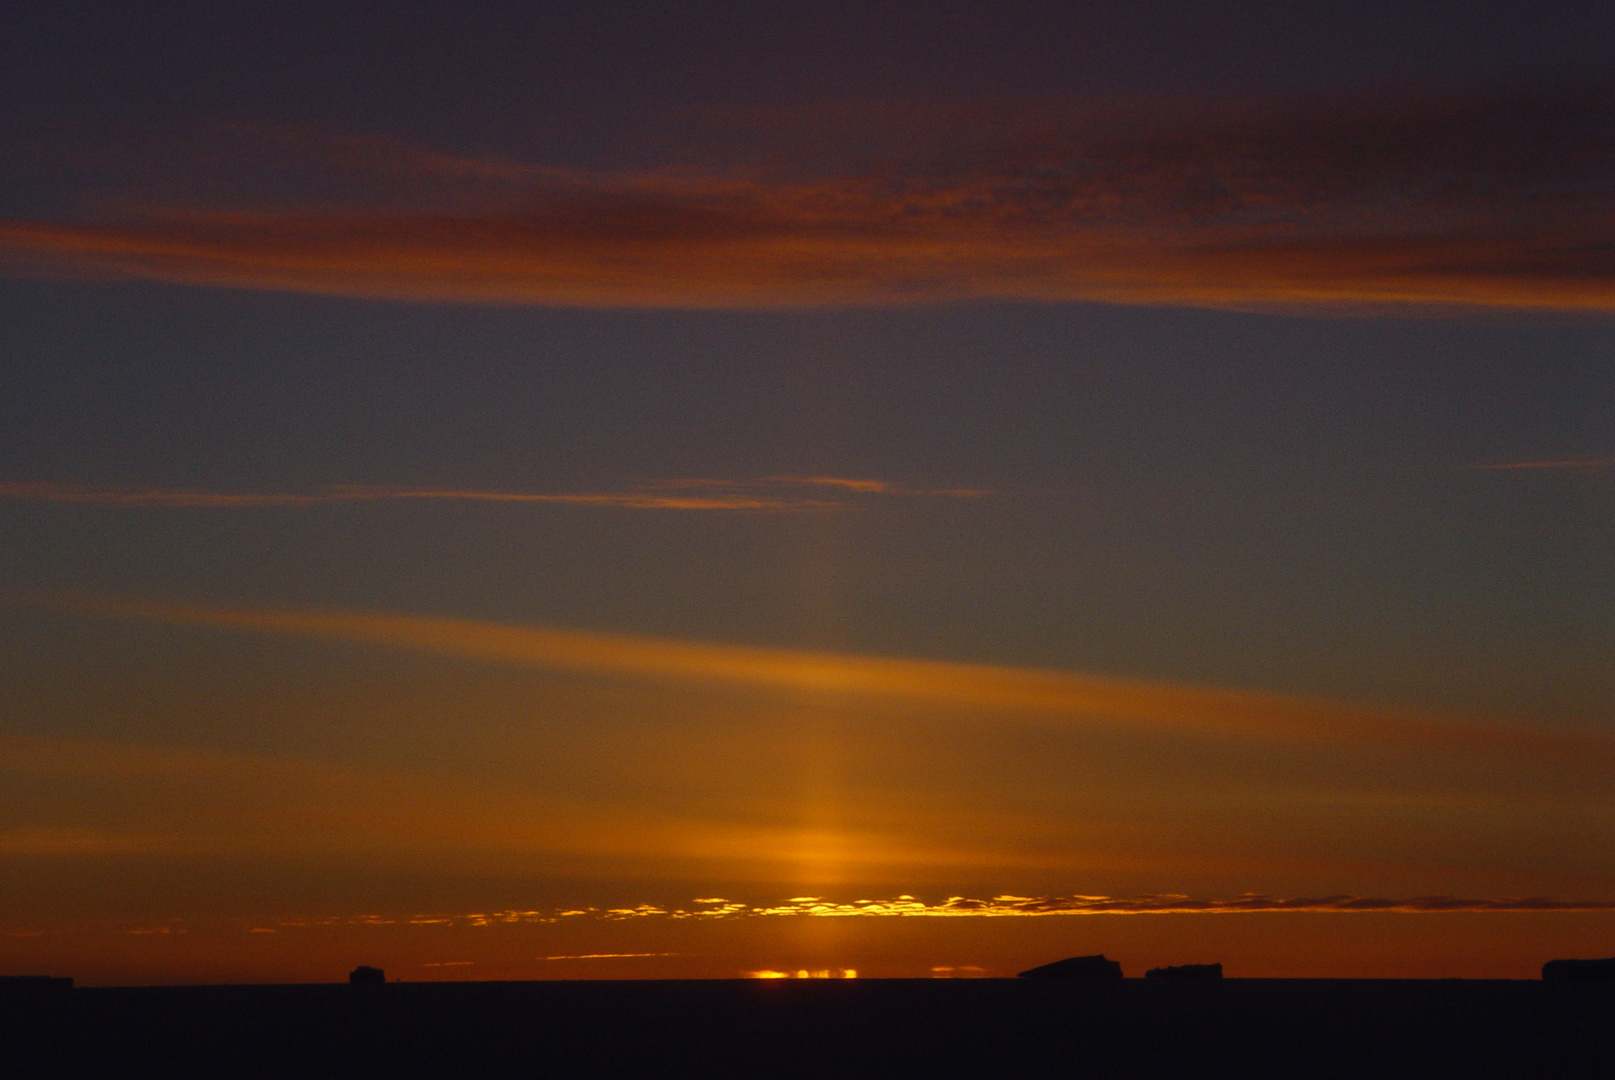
{"left": 348, "top": 966, "right": 385, "bottom": 985}
{"left": 1017, "top": 954, "right": 1123, "bottom": 979}
{"left": 1146, "top": 963, "right": 1222, "bottom": 979}
{"left": 3, "top": 978, "right": 1614, "bottom": 1079}
{"left": 1542, "top": 957, "right": 1615, "bottom": 982}
{"left": 0, "top": 976, "right": 73, "bottom": 994}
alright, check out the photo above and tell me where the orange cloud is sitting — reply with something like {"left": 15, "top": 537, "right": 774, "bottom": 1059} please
{"left": 43, "top": 595, "right": 1615, "bottom": 768}
{"left": 3, "top": 196, "right": 1608, "bottom": 312}
{"left": 2, "top": 89, "right": 1611, "bottom": 310}
{"left": 650, "top": 476, "right": 990, "bottom": 497}
{"left": 386, "top": 489, "right": 833, "bottom": 511}
{"left": 542, "top": 954, "right": 679, "bottom": 960}
{"left": 767, "top": 476, "right": 893, "bottom": 492}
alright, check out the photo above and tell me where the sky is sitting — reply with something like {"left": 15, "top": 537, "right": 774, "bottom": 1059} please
{"left": 1, "top": 0, "right": 1613, "bottom": 984}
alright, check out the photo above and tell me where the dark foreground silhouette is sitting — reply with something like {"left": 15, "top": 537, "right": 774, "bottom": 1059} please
{"left": 1146, "top": 963, "right": 1223, "bottom": 979}
{"left": 0, "top": 976, "right": 73, "bottom": 994}
{"left": 2, "top": 977, "right": 1611, "bottom": 1079}
{"left": 1018, "top": 954, "right": 1124, "bottom": 979}
{"left": 1542, "top": 957, "right": 1615, "bottom": 981}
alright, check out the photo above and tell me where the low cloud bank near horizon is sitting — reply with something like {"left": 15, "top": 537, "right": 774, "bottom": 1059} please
{"left": 2, "top": 87, "right": 1613, "bottom": 311}
{"left": 15, "top": 895, "right": 1615, "bottom": 938}
{"left": 310, "top": 893, "right": 1615, "bottom": 922}
{"left": 252, "top": 895, "right": 1615, "bottom": 925}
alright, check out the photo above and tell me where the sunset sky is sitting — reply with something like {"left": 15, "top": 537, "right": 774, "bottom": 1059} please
{"left": 2, "top": 0, "right": 1613, "bottom": 984}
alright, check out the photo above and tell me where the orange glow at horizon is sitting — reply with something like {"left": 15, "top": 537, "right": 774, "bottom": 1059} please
{"left": 3, "top": 7, "right": 1612, "bottom": 996}
{"left": 7, "top": 595, "right": 1613, "bottom": 984}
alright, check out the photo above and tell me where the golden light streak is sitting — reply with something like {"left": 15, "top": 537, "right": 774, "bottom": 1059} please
{"left": 542, "top": 953, "right": 679, "bottom": 960}
{"left": 41, "top": 594, "right": 1615, "bottom": 765}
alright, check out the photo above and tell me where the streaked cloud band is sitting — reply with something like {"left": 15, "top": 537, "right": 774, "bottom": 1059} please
{"left": 42, "top": 595, "right": 1615, "bottom": 765}
{"left": 1472, "top": 459, "right": 1611, "bottom": 472}
{"left": 0, "top": 477, "right": 980, "bottom": 511}
{"left": 4, "top": 88, "right": 1612, "bottom": 311}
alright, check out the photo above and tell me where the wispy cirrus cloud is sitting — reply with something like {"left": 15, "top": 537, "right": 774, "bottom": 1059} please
{"left": 1471, "top": 458, "right": 1612, "bottom": 472}
{"left": 0, "top": 481, "right": 338, "bottom": 509}
{"left": 3, "top": 87, "right": 1612, "bottom": 311}
{"left": 644, "top": 476, "right": 990, "bottom": 497}
{"left": 0, "top": 477, "right": 981, "bottom": 511}
{"left": 0, "top": 481, "right": 834, "bottom": 511}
